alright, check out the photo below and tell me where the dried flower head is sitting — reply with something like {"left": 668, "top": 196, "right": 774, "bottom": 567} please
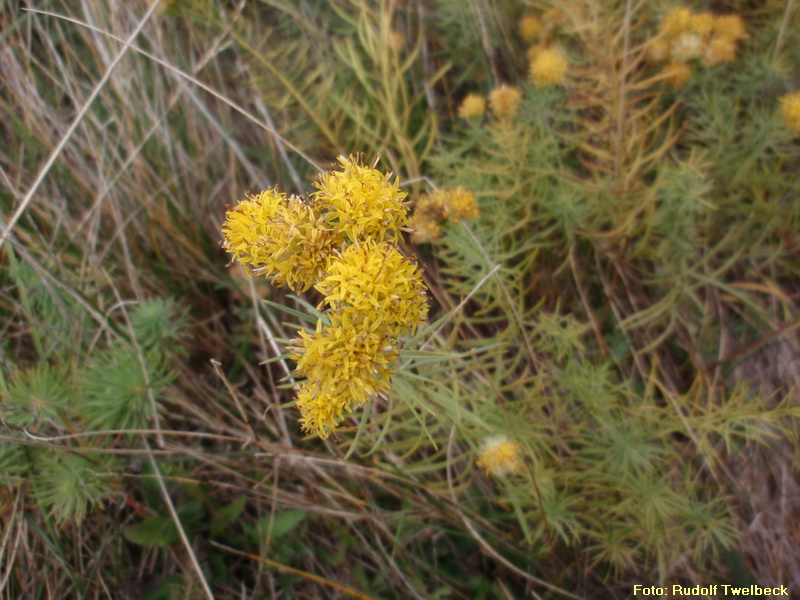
{"left": 442, "top": 187, "right": 480, "bottom": 223}
{"left": 477, "top": 435, "right": 522, "bottom": 477}
{"left": 409, "top": 212, "right": 442, "bottom": 244}
{"left": 519, "top": 15, "right": 542, "bottom": 43}
{"left": 713, "top": 14, "right": 747, "bottom": 41}
{"left": 647, "top": 38, "right": 671, "bottom": 63}
{"left": 704, "top": 37, "right": 737, "bottom": 66}
{"left": 780, "top": 92, "right": 800, "bottom": 134}
{"left": 314, "top": 156, "right": 409, "bottom": 242}
{"left": 458, "top": 93, "right": 487, "bottom": 119}
{"left": 530, "top": 48, "right": 568, "bottom": 87}
{"left": 660, "top": 7, "right": 692, "bottom": 38}
{"left": 489, "top": 85, "right": 523, "bottom": 118}
{"left": 663, "top": 61, "right": 691, "bottom": 88}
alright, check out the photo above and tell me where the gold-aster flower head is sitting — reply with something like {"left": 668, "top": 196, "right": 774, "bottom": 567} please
{"left": 530, "top": 48, "right": 567, "bottom": 87}
{"left": 313, "top": 155, "right": 409, "bottom": 243}
{"left": 780, "top": 92, "right": 800, "bottom": 134}
{"left": 458, "top": 93, "right": 487, "bottom": 119}
{"left": 315, "top": 240, "right": 429, "bottom": 337}
{"left": 477, "top": 435, "right": 522, "bottom": 477}
{"left": 289, "top": 312, "right": 399, "bottom": 438}
{"left": 222, "top": 189, "right": 285, "bottom": 272}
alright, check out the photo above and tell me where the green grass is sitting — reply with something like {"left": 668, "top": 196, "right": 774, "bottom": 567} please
{"left": 1, "top": 0, "right": 799, "bottom": 598}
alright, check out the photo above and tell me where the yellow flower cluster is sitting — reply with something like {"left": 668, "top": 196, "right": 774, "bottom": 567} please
{"left": 222, "top": 156, "right": 428, "bottom": 438}
{"left": 650, "top": 7, "right": 747, "bottom": 87}
{"left": 409, "top": 187, "right": 480, "bottom": 244}
{"left": 477, "top": 435, "right": 522, "bottom": 477}
{"left": 780, "top": 92, "right": 800, "bottom": 134}
{"left": 518, "top": 11, "right": 568, "bottom": 88}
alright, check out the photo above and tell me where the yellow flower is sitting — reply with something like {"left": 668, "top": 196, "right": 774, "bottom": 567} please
{"left": 222, "top": 189, "right": 285, "bottom": 272}
{"left": 780, "top": 92, "right": 800, "bottom": 134}
{"left": 704, "top": 37, "right": 737, "bottom": 66}
{"left": 290, "top": 313, "right": 398, "bottom": 438}
{"left": 689, "top": 11, "right": 715, "bottom": 39}
{"left": 315, "top": 240, "right": 428, "bottom": 337}
{"left": 257, "top": 195, "right": 342, "bottom": 292}
{"left": 314, "top": 155, "right": 409, "bottom": 243}
{"left": 519, "top": 15, "right": 542, "bottom": 43}
{"left": 660, "top": 7, "right": 692, "bottom": 38}
{"left": 663, "top": 61, "right": 691, "bottom": 88}
{"left": 458, "top": 93, "right": 487, "bottom": 119}
{"left": 713, "top": 14, "right": 747, "bottom": 41}
{"left": 489, "top": 85, "right": 523, "bottom": 118}
{"left": 530, "top": 48, "right": 567, "bottom": 87}
{"left": 477, "top": 435, "right": 522, "bottom": 477}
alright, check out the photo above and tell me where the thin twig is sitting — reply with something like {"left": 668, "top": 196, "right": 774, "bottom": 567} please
{"left": 143, "top": 437, "right": 215, "bottom": 600}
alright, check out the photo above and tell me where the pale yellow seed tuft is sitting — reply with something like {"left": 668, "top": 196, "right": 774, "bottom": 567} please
{"left": 671, "top": 33, "right": 704, "bottom": 62}
{"left": 477, "top": 435, "right": 522, "bottom": 477}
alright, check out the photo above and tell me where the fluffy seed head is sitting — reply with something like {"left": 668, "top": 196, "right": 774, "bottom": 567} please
{"left": 477, "top": 435, "right": 523, "bottom": 477}
{"left": 671, "top": 33, "right": 704, "bottom": 62}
